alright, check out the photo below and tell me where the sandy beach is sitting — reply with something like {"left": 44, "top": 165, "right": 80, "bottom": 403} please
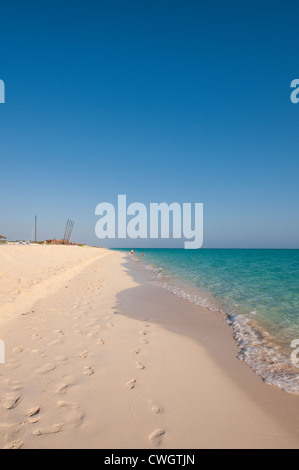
{"left": 0, "top": 244, "right": 299, "bottom": 449}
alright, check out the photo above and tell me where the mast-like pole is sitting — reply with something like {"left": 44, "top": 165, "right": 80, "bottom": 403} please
{"left": 68, "top": 220, "right": 74, "bottom": 242}
{"left": 63, "top": 219, "right": 70, "bottom": 241}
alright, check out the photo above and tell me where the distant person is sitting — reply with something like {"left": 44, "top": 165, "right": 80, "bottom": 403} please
{"left": 142, "top": 251, "right": 144, "bottom": 257}
{"left": 131, "top": 249, "right": 134, "bottom": 255}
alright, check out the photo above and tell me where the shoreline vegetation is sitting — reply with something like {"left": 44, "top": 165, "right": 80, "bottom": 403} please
{"left": 0, "top": 244, "right": 299, "bottom": 448}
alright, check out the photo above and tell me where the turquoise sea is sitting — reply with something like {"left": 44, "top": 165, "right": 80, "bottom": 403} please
{"left": 122, "top": 248, "right": 299, "bottom": 393}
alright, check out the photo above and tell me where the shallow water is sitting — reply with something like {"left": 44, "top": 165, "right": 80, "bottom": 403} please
{"left": 120, "top": 249, "right": 299, "bottom": 393}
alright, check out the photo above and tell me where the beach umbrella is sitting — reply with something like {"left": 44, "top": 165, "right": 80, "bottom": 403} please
{"left": 0, "top": 235, "right": 6, "bottom": 239}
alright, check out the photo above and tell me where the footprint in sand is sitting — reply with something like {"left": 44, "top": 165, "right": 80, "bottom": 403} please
{"left": 74, "top": 329, "right": 83, "bottom": 335}
{"left": 32, "top": 334, "right": 43, "bottom": 341}
{"left": 3, "top": 422, "right": 25, "bottom": 444}
{"left": 83, "top": 366, "right": 94, "bottom": 376}
{"left": 82, "top": 321, "right": 98, "bottom": 329}
{"left": 132, "top": 348, "right": 140, "bottom": 355}
{"left": 97, "top": 339, "right": 104, "bottom": 346}
{"left": 53, "top": 329, "right": 64, "bottom": 336}
{"left": 87, "top": 330, "right": 100, "bottom": 338}
{"left": 126, "top": 379, "right": 136, "bottom": 390}
{"left": 56, "top": 355, "right": 68, "bottom": 363}
{"left": 47, "top": 339, "right": 63, "bottom": 346}
{"left": 136, "top": 362, "right": 145, "bottom": 370}
{"left": 148, "top": 428, "right": 165, "bottom": 447}
{"left": 4, "top": 440, "right": 24, "bottom": 449}
{"left": 31, "top": 349, "right": 47, "bottom": 358}
{"left": 35, "top": 363, "right": 56, "bottom": 375}
{"left": 55, "top": 375, "right": 76, "bottom": 394}
{"left": 27, "top": 406, "right": 40, "bottom": 423}
{"left": 148, "top": 401, "right": 162, "bottom": 413}
{"left": 57, "top": 400, "right": 80, "bottom": 410}
{"left": 33, "top": 423, "right": 64, "bottom": 436}
{"left": 57, "top": 401, "right": 84, "bottom": 426}
{"left": 13, "top": 345, "right": 25, "bottom": 354}
{"left": 78, "top": 350, "right": 89, "bottom": 359}
{"left": 28, "top": 416, "right": 39, "bottom": 424}
{"left": 22, "top": 309, "right": 35, "bottom": 316}
{"left": 31, "top": 349, "right": 41, "bottom": 354}
{"left": 2, "top": 393, "right": 22, "bottom": 410}
{"left": 55, "top": 383, "right": 68, "bottom": 394}
{"left": 139, "top": 331, "right": 147, "bottom": 336}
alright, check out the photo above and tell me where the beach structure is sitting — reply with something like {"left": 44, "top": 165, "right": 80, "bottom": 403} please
{"left": 63, "top": 219, "right": 75, "bottom": 243}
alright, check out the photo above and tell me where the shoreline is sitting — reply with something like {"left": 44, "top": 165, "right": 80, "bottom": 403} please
{"left": 0, "top": 245, "right": 299, "bottom": 448}
{"left": 119, "top": 256, "right": 299, "bottom": 447}
{"left": 128, "top": 250, "right": 299, "bottom": 394}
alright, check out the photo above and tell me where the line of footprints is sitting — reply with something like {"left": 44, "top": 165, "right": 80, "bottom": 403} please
{"left": 1, "top": 303, "right": 108, "bottom": 449}
{"left": 1, "top": 310, "right": 165, "bottom": 448}
{"left": 126, "top": 324, "right": 166, "bottom": 448}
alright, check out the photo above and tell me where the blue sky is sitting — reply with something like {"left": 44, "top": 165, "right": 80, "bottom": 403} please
{"left": 0, "top": 0, "right": 298, "bottom": 247}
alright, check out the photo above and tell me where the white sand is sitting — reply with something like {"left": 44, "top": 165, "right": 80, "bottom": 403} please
{"left": 0, "top": 244, "right": 299, "bottom": 449}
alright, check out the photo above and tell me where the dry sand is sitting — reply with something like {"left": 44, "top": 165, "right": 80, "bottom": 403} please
{"left": 0, "top": 244, "right": 299, "bottom": 449}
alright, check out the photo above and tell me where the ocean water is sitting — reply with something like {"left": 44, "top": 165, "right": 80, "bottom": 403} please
{"left": 122, "top": 248, "right": 299, "bottom": 393}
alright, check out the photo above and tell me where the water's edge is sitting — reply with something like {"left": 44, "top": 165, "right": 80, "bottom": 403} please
{"left": 142, "top": 261, "right": 299, "bottom": 394}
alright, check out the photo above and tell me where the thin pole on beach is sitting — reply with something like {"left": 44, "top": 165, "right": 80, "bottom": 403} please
{"left": 63, "top": 219, "right": 66, "bottom": 240}
{"left": 71, "top": 221, "right": 75, "bottom": 241}
{"left": 65, "top": 219, "right": 72, "bottom": 241}
{"left": 68, "top": 220, "right": 75, "bottom": 242}
{"left": 66, "top": 219, "right": 72, "bottom": 241}
{"left": 63, "top": 219, "right": 70, "bottom": 241}
{"left": 35, "top": 216, "right": 37, "bottom": 243}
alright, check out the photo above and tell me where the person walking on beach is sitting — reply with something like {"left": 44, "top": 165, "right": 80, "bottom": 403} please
{"left": 131, "top": 249, "right": 134, "bottom": 255}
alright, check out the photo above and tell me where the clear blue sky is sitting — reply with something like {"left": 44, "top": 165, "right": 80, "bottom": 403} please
{"left": 0, "top": 0, "right": 298, "bottom": 247}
